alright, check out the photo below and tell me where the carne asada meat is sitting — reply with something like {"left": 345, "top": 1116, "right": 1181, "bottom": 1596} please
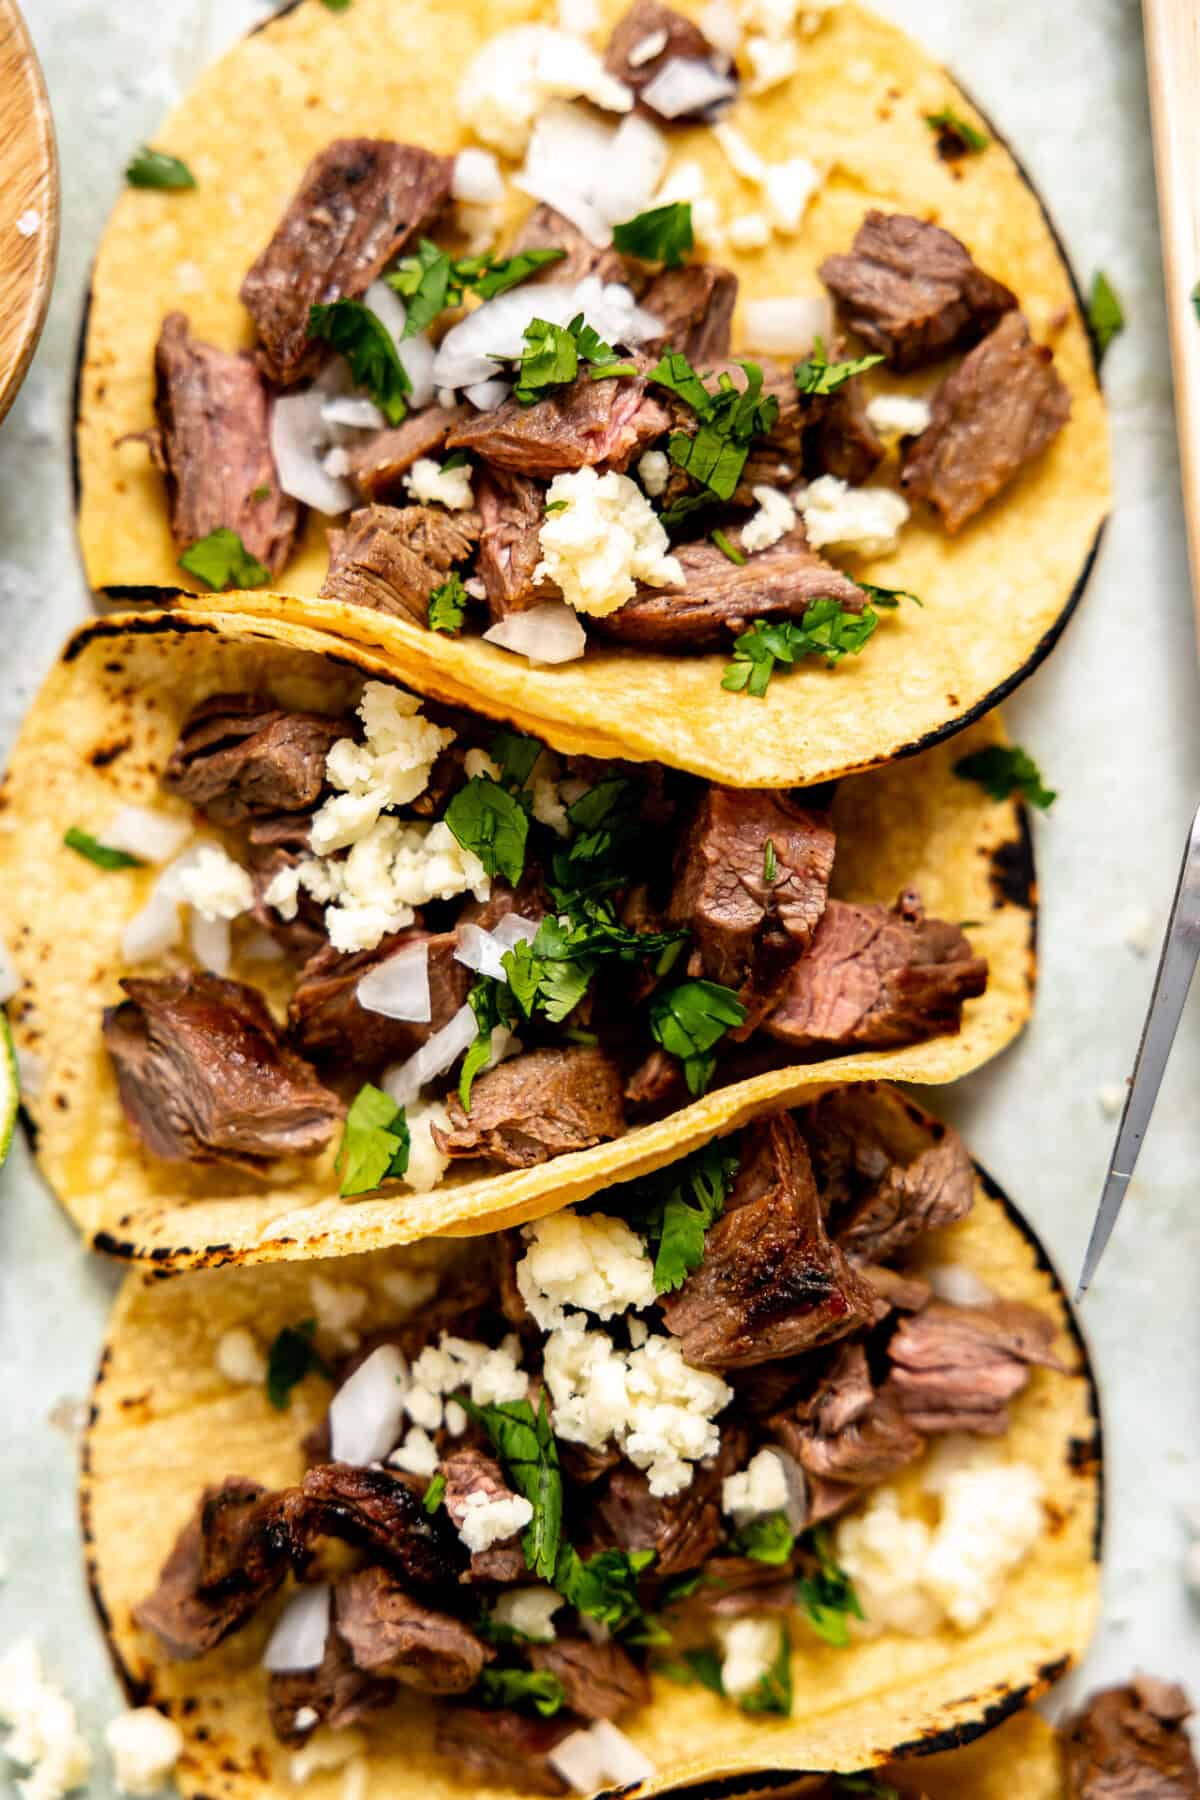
{"left": 885, "top": 1299, "right": 1065, "bottom": 1435}
{"left": 434, "top": 1706, "right": 573, "bottom": 1795}
{"left": 771, "top": 1344, "right": 925, "bottom": 1516}
{"left": 446, "top": 370, "right": 670, "bottom": 479}
{"left": 162, "top": 693, "right": 342, "bottom": 826}
{"left": 605, "top": 0, "right": 735, "bottom": 120}
{"left": 529, "top": 1638, "right": 651, "bottom": 1721}
{"left": 320, "top": 503, "right": 480, "bottom": 623}
{"left": 432, "top": 1046, "right": 626, "bottom": 1168}
{"left": 347, "top": 405, "right": 466, "bottom": 504}
{"left": 764, "top": 893, "right": 987, "bottom": 1054}
{"left": 103, "top": 973, "right": 342, "bottom": 1169}
{"left": 601, "top": 520, "right": 866, "bottom": 648}
{"left": 335, "top": 1566, "right": 493, "bottom": 1693}
{"left": 857, "top": 1262, "right": 933, "bottom": 1319}
{"left": 286, "top": 1464, "right": 463, "bottom": 1595}
{"left": 668, "top": 787, "right": 835, "bottom": 1028}
{"left": 268, "top": 1624, "right": 398, "bottom": 1745}
{"left": 151, "top": 313, "right": 301, "bottom": 577}
{"left": 135, "top": 1478, "right": 290, "bottom": 1660}
{"left": 511, "top": 203, "right": 640, "bottom": 290}
{"left": 901, "top": 310, "right": 1071, "bottom": 532}
{"left": 641, "top": 262, "right": 738, "bottom": 362}
{"left": 475, "top": 468, "right": 557, "bottom": 618}
{"left": 813, "top": 375, "right": 886, "bottom": 485}
{"left": 661, "top": 1115, "right": 877, "bottom": 1369}
{"left": 588, "top": 1440, "right": 741, "bottom": 1578}
{"left": 624, "top": 1045, "right": 685, "bottom": 1111}
{"left": 287, "top": 928, "right": 469, "bottom": 1069}
{"left": 241, "top": 139, "right": 454, "bottom": 385}
{"left": 441, "top": 1448, "right": 529, "bottom": 1583}
{"left": 1063, "top": 1677, "right": 1200, "bottom": 1799}
{"left": 819, "top": 211, "right": 1017, "bottom": 371}
{"left": 799, "top": 1083, "right": 975, "bottom": 1262}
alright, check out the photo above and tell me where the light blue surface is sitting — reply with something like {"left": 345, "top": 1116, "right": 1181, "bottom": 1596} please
{"left": 2, "top": 0, "right": 1199, "bottom": 1790}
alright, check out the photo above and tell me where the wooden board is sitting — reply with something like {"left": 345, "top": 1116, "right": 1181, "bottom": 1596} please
{"left": 0, "top": 0, "right": 58, "bottom": 424}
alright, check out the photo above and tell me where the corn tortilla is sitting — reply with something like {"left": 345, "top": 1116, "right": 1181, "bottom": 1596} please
{"left": 75, "top": 0, "right": 1109, "bottom": 787}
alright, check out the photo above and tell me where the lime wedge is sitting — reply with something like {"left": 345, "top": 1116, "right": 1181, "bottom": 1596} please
{"left": 0, "top": 1011, "right": 17, "bottom": 1168}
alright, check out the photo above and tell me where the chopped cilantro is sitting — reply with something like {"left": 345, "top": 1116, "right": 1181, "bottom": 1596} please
{"left": 126, "top": 146, "right": 196, "bottom": 190}
{"left": 722, "top": 603, "right": 880, "bottom": 696}
{"left": 1193, "top": 281, "right": 1200, "bottom": 323}
{"left": 512, "top": 313, "right": 622, "bottom": 405}
{"left": 544, "top": 498, "right": 568, "bottom": 512}
{"left": 1087, "top": 270, "right": 1125, "bottom": 362}
{"left": 308, "top": 299, "right": 411, "bottom": 424}
{"left": 793, "top": 337, "right": 885, "bottom": 396}
{"left": 178, "top": 527, "right": 270, "bottom": 592}
{"left": 478, "top": 1668, "right": 566, "bottom": 1716}
{"left": 763, "top": 837, "right": 778, "bottom": 883}
{"left": 648, "top": 979, "right": 747, "bottom": 1096}
{"left": 320, "top": 0, "right": 353, "bottom": 10}
{"left": 620, "top": 1140, "right": 739, "bottom": 1292}
{"left": 649, "top": 354, "right": 780, "bottom": 506}
{"left": 656, "top": 1647, "right": 725, "bottom": 1693}
{"left": 423, "top": 1472, "right": 447, "bottom": 1514}
{"left": 795, "top": 1527, "right": 864, "bottom": 1648}
{"left": 554, "top": 1546, "right": 656, "bottom": 1632}
{"left": 63, "top": 828, "right": 141, "bottom": 871}
{"left": 612, "top": 201, "right": 694, "bottom": 268}
{"left": 250, "top": 482, "right": 272, "bottom": 502}
{"left": 855, "top": 581, "right": 923, "bottom": 609}
{"left": 491, "top": 729, "right": 542, "bottom": 790}
{"left": 334, "top": 1083, "right": 410, "bottom": 1197}
{"left": 428, "top": 572, "right": 468, "bottom": 633}
{"left": 463, "top": 1395, "right": 563, "bottom": 1581}
{"left": 473, "top": 247, "right": 567, "bottom": 300}
{"left": 504, "top": 924, "right": 593, "bottom": 1025}
{"left": 711, "top": 528, "right": 746, "bottom": 565}
{"left": 444, "top": 775, "right": 530, "bottom": 885}
{"left": 924, "top": 106, "right": 989, "bottom": 154}
{"left": 266, "top": 1319, "right": 331, "bottom": 1411}
{"left": 953, "top": 743, "right": 1056, "bottom": 810}
{"left": 387, "top": 241, "right": 565, "bottom": 337}
{"left": 458, "top": 977, "right": 518, "bottom": 1111}
{"left": 738, "top": 1624, "right": 793, "bottom": 1716}
{"left": 732, "top": 1511, "right": 795, "bottom": 1566}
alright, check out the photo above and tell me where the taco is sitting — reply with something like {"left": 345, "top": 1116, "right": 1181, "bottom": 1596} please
{"left": 75, "top": 0, "right": 1109, "bottom": 786}
{"left": 80, "top": 1086, "right": 1101, "bottom": 1797}
{"left": 0, "top": 609, "right": 1033, "bottom": 1269}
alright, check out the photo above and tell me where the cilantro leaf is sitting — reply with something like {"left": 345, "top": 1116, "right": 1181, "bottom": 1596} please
{"left": 63, "top": 828, "right": 141, "bottom": 871}
{"left": 836, "top": 1779, "right": 901, "bottom": 1798}
{"left": 126, "top": 146, "right": 196, "bottom": 190}
{"left": 178, "top": 527, "right": 270, "bottom": 592}
{"left": 320, "top": 0, "right": 353, "bottom": 10}
{"left": 459, "top": 977, "right": 518, "bottom": 1111}
{"left": 444, "top": 775, "right": 530, "bottom": 885}
{"left": 464, "top": 1395, "right": 563, "bottom": 1580}
{"left": 924, "top": 106, "right": 989, "bottom": 155}
{"left": 1087, "top": 270, "right": 1125, "bottom": 362}
{"left": 428, "top": 572, "right": 468, "bottom": 634}
{"left": 387, "top": 239, "right": 455, "bottom": 339}
{"left": 619, "top": 1140, "right": 739, "bottom": 1292}
{"left": 423, "top": 1472, "right": 447, "bottom": 1514}
{"left": 503, "top": 930, "right": 593, "bottom": 1024}
{"left": 491, "top": 729, "right": 542, "bottom": 790}
{"left": 514, "top": 318, "right": 581, "bottom": 403}
{"left": 763, "top": 838, "right": 778, "bottom": 883}
{"left": 794, "top": 337, "right": 885, "bottom": 396}
{"left": 854, "top": 581, "right": 923, "bottom": 609}
{"left": 1193, "top": 280, "right": 1200, "bottom": 324}
{"left": 612, "top": 201, "right": 694, "bottom": 267}
{"left": 473, "top": 247, "right": 566, "bottom": 300}
{"left": 795, "top": 1527, "right": 864, "bottom": 1648}
{"left": 554, "top": 1546, "right": 656, "bottom": 1632}
{"left": 657, "top": 1647, "right": 725, "bottom": 1693}
{"left": 648, "top": 979, "right": 747, "bottom": 1095}
{"left": 266, "top": 1319, "right": 331, "bottom": 1410}
{"left": 478, "top": 1668, "right": 566, "bottom": 1717}
{"left": 738, "top": 1624, "right": 792, "bottom": 1716}
{"left": 646, "top": 349, "right": 713, "bottom": 413}
{"left": 953, "top": 744, "right": 1056, "bottom": 810}
{"left": 652, "top": 358, "right": 780, "bottom": 504}
{"left": 308, "top": 299, "right": 411, "bottom": 425}
{"left": 722, "top": 603, "right": 880, "bottom": 696}
{"left": 732, "top": 1512, "right": 795, "bottom": 1566}
{"left": 711, "top": 528, "right": 746, "bottom": 565}
{"left": 334, "top": 1084, "right": 410, "bottom": 1197}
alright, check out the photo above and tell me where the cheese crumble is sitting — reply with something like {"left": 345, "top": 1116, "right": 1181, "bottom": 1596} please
{"left": 458, "top": 1489, "right": 535, "bottom": 1552}
{"left": 164, "top": 843, "right": 254, "bottom": 921}
{"left": 535, "top": 468, "right": 683, "bottom": 617}
{"left": 493, "top": 1586, "right": 562, "bottom": 1642}
{"left": 866, "top": 393, "right": 933, "bottom": 441}
{"left": 310, "top": 683, "right": 455, "bottom": 856}
{"left": 214, "top": 1327, "right": 267, "bottom": 1385}
{"left": 716, "top": 1617, "right": 785, "bottom": 1698}
{"left": 404, "top": 457, "right": 476, "bottom": 511}
{"left": 798, "top": 475, "right": 910, "bottom": 558}
{"left": 104, "top": 1708, "right": 183, "bottom": 1797}
{"left": 0, "top": 1639, "right": 92, "bottom": 1800}
{"left": 516, "top": 1211, "right": 657, "bottom": 1329}
{"left": 741, "top": 485, "right": 796, "bottom": 552}
{"left": 402, "top": 1099, "right": 453, "bottom": 1193}
{"left": 722, "top": 1447, "right": 790, "bottom": 1523}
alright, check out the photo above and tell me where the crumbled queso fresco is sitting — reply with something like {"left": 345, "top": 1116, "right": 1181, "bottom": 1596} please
{"left": 797, "top": 475, "right": 910, "bottom": 559}
{"left": 0, "top": 1639, "right": 91, "bottom": 1800}
{"left": 535, "top": 468, "right": 684, "bottom": 616}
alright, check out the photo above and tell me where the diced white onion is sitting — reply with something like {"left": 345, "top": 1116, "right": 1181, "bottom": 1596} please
{"left": 322, "top": 396, "right": 386, "bottom": 432}
{"left": 355, "top": 940, "right": 431, "bottom": 1023}
{"left": 640, "top": 55, "right": 736, "bottom": 118}
{"left": 262, "top": 1585, "right": 331, "bottom": 1673}
{"left": 593, "top": 113, "right": 670, "bottom": 227}
{"left": 550, "top": 1722, "right": 656, "bottom": 1793}
{"left": 924, "top": 1263, "right": 996, "bottom": 1308}
{"left": 242, "top": 927, "right": 286, "bottom": 962}
{"left": 104, "top": 804, "right": 193, "bottom": 865}
{"left": 329, "top": 1344, "right": 409, "bottom": 1466}
{"left": 492, "top": 914, "right": 541, "bottom": 950}
{"left": 189, "top": 910, "right": 231, "bottom": 976}
{"left": 465, "top": 378, "right": 512, "bottom": 411}
{"left": 484, "top": 601, "right": 588, "bottom": 665}
{"left": 454, "top": 922, "right": 510, "bottom": 981}
{"left": 713, "top": 120, "right": 767, "bottom": 183}
{"left": 700, "top": 0, "right": 742, "bottom": 57}
{"left": 121, "top": 885, "right": 182, "bottom": 964}
{"left": 742, "top": 294, "right": 834, "bottom": 356}
{"left": 517, "top": 101, "right": 667, "bottom": 247}
{"left": 382, "top": 1003, "right": 478, "bottom": 1107}
{"left": 398, "top": 335, "right": 437, "bottom": 411}
{"left": 453, "top": 147, "right": 506, "bottom": 205}
{"left": 0, "top": 934, "right": 18, "bottom": 1005}
{"left": 272, "top": 389, "right": 355, "bottom": 515}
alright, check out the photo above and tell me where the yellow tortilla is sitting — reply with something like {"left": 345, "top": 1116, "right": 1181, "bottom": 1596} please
{"left": 0, "top": 610, "right": 1033, "bottom": 1269}
{"left": 75, "top": 0, "right": 1109, "bottom": 787}
{"left": 80, "top": 1140, "right": 1099, "bottom": 1794}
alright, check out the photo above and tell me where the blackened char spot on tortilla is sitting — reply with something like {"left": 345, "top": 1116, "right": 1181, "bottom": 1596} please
{"left": 641, "top": 262, "right": 738, "bottom": 363}
{"left": 102, "top": 973, "right": 343, "bottom": 1169}
{"left": 446, "top": 372, "right": 671, "bottom": 479}
{"left": 475, "top": 467, "right": 557, "bottom": 620}
{"left": 240, "top": 140, "right": 454, "bottom": 386}
{"left": 884, "top": 1299, "right": 1065, "bottom": 1436}
{"left": 667, "top": 787, "right": 835, "bottom": 1032}
{"left": 162, "top": 692, "right": 342, "bottom": 825}
{"left": 763, "top": 892, "right": 988, "bottom": 1054}
{"left": 510, "top": 203, "right": 642, "bottom": 290}
{"left": 661, "top": 1115, "right": 877, "bottom": 1369}
{"left": 770, "top": 1342, "right": 925, "bottom": 1525}
{"left": 287, "top": 927, "right": 469, "bottom": 1069}
{"left": 268, "top": 1624, "right": 397, "bottom": 1746}
{"left": 134, "top": 1478, "right": 290, "bottom": 1659}
{"left": 434, "top": 1706, "right": 573, "bottom": 1795}
{"left": 902, "top": 311, "right": 1071, "bottom": 532}
{"left": 989, "top": 818, "right": 1037, "bottom": 913}
{"left": 285, "top": 1464, "right": 464, "bottom": 1597}
{"left": 1063, "top": 1677, "right": 1200, "bottom": 1799}
{"left": 604, "top": 0, "right": 736, "bottom": 120}
{"left": 320, "top": 503, "right": 480, "bottom": 623}
{"left": 599, "top": 521, "right": 865, "bottom": 649}
{"left": 819, "top": 210, "right": 1018, "bottom": 371}
{"left": 433, "top": 1046, "right": 626, "bottom": 1169}
{"left": 587, "top": 1427, "right": 748, "bottom": 1578}
{"left": 347, "top": 405, "right": 467, "bottom": 504}
{"left": 441, "top": 1447, "right": 528, "bottom": 1584}
{"left": 335, "top": 1566, "right": 493, "bottom": 1692}
{"left": 150, "top": 314, "right": 302, "bottom": 579}
{"left": 529, "top": 1637, "right": 651, "bottom": 1721}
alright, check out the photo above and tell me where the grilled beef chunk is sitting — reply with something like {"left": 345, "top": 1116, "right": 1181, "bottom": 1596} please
{"left": 901, "top": 310, "right": 1071, "bottom": 532}
{"left": 268, "top": 1625, "right": 397, "bottom": 1745}
{"left": 885, "top": 1300, "right": 1065, "bottom": 1435}
{"left": 642, "top": 262, "right": 738, "bottom": 362}
{"left": 661, "top": 1115, "right": 877, "bottom": 1369}
{"left": 241, "top": 140, "right": 454, "bottom": 385}
{"left": 511, "top": 203, "right": 639, "bottom": 290}
{"left": 434, "top": 1706, "right": 572, "bottom": 1795}
{"left": 605, "top": 0, "right": 734, "bottom": 119}
{"left": 668, "top": 787, "right": 835, "bottom": 1029}
{"left": 347, "top": 405, "right": 466, "bottom": 503}
{"left": 103, "top": 973, "right": 342, "bottom": 1168}
{"left": 320, "top": 503, "right": 480, "bottom": 622}
{"left": 475, "top": 468, "right": 556, "bottom": 618}
{"left": 813, "top": 376, "right": 885, "bottom": 484}
{"left": 288, "top": 928, "right": 469, "bottom": 1068}
{"left": 433, "top": 1046, "right": 626, "bottom": 1168}
{"left": 764, "top": 893, "right": 988, "bottom": 1054}
{"left": 589, "top": 1436, "right": 747, "bottom": 1578}
{"left": 624, "top": 1046, "right": 685, "bottom": 1111}
{"left": 163, "top": 693, "right": 342, "bottom": 826}
{"left": 529, "top": 1638, "right": 651, "bottom": 1721}
{"left": 1064, "top": 1677, "right": 1200, "bottom": 1799}
{"left": 800, "top": 1083, "right": 975, "bottom": 1263}
{"left": 250, "top": 843, "right": 328, "bottom": 958}
{"left": 446, "top": 372, "right": 671, "bottom": 478}
{"left": 857, "top": 1262, "right": 933, "bottom": 1320}
{"left": 286, "top": 1464, "right": 463, "bottom": 1594}
{"left": 601, "top": 520, "right": 866, "bottom": 648}
{"left": 771, "top": 1344, "right": 924, "bottom": 1522}
{"left": 819, "top": 211, "right": 1017, "bottom": 371}
{"left": 661, "top": 1555, "right": 795, "bottom": 1647}
{"left": 135, "top": 1479, "right": 290, "bottom": 1660}
{"left": 442, "top": 1448, "right": 528, "bottom": 1583}
{"left": 152, "top": 313, "right": 301, "bottom": 577}
{"left": 335, "top": 1566, "right": 492, "bottom": 1693}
